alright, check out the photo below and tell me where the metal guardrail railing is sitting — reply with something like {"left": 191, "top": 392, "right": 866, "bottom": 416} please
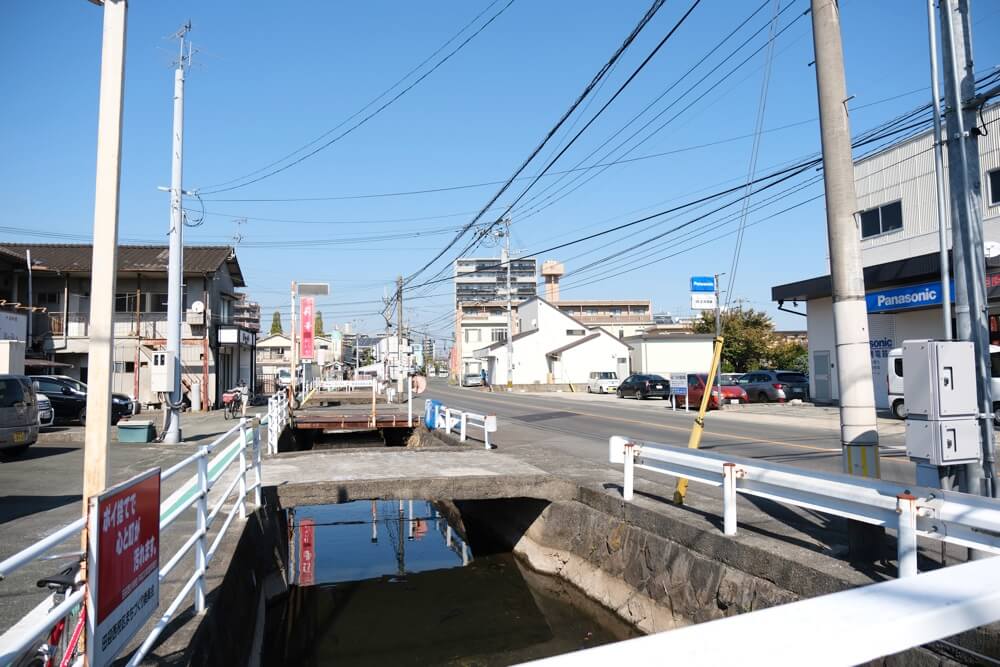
{"left": 610, "top": 435, "right": 1000, "bottom": 577}
{"left": 267, "top": 391, "right": 289, "bottom": 455}
{"left": 0, "top": 418, "right": 262, "bottom": 667}
{"left": 522, "top": 553, "right": 1000, "bottom": 667}
{"left": 429, "top": 401, "right": 497, "bottom": 450}
{"left": 317, "top": 379, "right": 375, "bottom": 392}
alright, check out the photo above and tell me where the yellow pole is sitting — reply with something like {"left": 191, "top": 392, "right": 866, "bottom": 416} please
{"left": 673, "top": 335, "right": 724, "bottom": 505}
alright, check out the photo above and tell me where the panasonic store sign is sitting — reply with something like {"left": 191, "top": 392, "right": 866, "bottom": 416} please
{"left": 865, "top": 280, "right": 955, "bottom": 313}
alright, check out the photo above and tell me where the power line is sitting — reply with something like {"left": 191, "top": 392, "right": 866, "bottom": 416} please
{"left": 197, "top": 0, "right": 517, "bottom": 195}
{"left": 402, "top": 0, "right": 670, "bottom": 286}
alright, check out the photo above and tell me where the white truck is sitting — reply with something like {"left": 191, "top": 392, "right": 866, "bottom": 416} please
{"left": 888, "top": 344, "right": 1000, "bottom": 424}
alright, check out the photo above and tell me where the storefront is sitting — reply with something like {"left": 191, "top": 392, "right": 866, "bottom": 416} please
{"left": 217, "top": 326, "right": 255, "bottom": 398}
{"left": 773, "top": 252, "right": 1000, "bottom": 409}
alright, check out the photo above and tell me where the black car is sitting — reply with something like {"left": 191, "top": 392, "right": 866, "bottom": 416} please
{"left": 616, "top": 374, "right": 671, "bottom": 400}
{"left": 30, "top": 376, "right": 134, "bottom": 425}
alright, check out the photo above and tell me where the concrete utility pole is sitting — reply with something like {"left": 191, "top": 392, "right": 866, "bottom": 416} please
{"left": 164, "top": 23, "right": 191, "bottom": 444}
{"left": 396, "top": 276, "right": 405, "bottom": 396}
{"left": 927, "top": 0, "right": 954, "bottom": 342}
{"left": 82, "top": 0, "right": 127, "bottom": 526}
{"left": 810, "top": 0, "right": 884, "bottom": 558}
{"left": 289, "top": 281, "right": 297, "bottom": 408}
{"left": 503, "top": 220, "right": 514, "bottom": 389}
{"left": 938, "top": 0, "right": 996, "bottom": 497}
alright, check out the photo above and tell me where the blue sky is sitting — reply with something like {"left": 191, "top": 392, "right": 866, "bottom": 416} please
{"left": 5, "top": 1, "right": 1000, "bottom": 342}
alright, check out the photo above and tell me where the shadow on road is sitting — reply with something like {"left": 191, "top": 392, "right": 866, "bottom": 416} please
{"left": 0, "top": 493, "right": 82, "bottom": 524}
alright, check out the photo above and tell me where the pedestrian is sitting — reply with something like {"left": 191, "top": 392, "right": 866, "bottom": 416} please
{"left": 239, "top": 379, "right": 249, "bottom": 418}
{"left": 480, "top": 368, "right": 491, "bottom": 392}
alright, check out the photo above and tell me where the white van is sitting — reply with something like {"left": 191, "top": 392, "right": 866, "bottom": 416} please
{"left": 888, "top": 344, "right": 1000, "bottom": 423}
{"left": 587, "top": 371, "right": 619, "bottom": 394}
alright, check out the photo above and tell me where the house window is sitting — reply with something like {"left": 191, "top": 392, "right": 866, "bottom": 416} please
{"left": 566, "top": 329, "right": 585, "bottom": 336}
{"left": 859, "top": 200, "right": 903, "bottom": 238}
{"left": 989, "top": 168, "right": 1000, "bottom": 206}
{"left": 35, "top": 292, "right": 58, "bottom": 306}
{"left": 149, "top": 293, "right": 169, "bottom": 313}
{"left": 464, "top": 328, "right": 481, "bottom": 344}
{"left": 114, "top": 293, "right": 139, "bottom": 313}
{"left": 491, "top": 328, "right": 507, "bottom": 343}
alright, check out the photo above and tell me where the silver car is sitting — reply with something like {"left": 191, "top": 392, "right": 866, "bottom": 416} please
{"left": 737, "top": 370, "right": 810, "bottom": 403}
{"left": 0, "top": 375, "right": 39, "bottom": 456}
{"left": 36, "top": 392, "right": 54, "bottom": 427}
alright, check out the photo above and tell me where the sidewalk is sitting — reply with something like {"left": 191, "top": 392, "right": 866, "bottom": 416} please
{"left": 36, "top": 407, "right": 269, "bottom": 446}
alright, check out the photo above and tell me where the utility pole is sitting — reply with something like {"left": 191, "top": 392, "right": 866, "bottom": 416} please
{"left": 503, "top": 219, "right": 514, "bottom": 389}
{"left": 927, "top": 0, "right": 953, "bottom": 342}
{"left": 164, "top": 22, "right": 191, "bottom": 444}
{"left": 396, "top": 276, "right": 405, "bottom": 396}
{"left": 810, "top": 0, "right": 883, "bottom": 559}
{"left": 938, "top": 0, "right": 995, "bottom": 497}
{"left": 82, "top": 0, "right": 126, "bottom": 554}
{"left": 289, "top": 281, "right": 297, "bottom": 408}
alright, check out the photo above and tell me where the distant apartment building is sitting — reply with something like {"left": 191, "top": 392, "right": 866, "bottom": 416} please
{"left": 0, "top": 243, "right": 254, "bottom": 408}
{"left": 552, "top": 299, "right": 653, "bottom": 339}
{"left": 233, "top": 293, "right": 261, "bottom": 333}
{"left": 453, "top": 256, "right": 537, "bottom": 378}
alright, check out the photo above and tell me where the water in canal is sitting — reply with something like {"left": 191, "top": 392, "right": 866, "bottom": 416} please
{"left": 261, "top": 500, "right": 638, "bottom": 665}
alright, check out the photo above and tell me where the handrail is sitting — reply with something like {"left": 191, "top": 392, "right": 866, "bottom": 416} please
{"left": 428, "top": 400, "right": 497, "bottom": 450}
{"left": 0, "top": 416, "right": 265, "bottom": 667}
{"left": 610, "top": 435, "right": 1000, "bottom": 577}
{"left": 521, "top": 555, "right": 1000, "bottom": 667}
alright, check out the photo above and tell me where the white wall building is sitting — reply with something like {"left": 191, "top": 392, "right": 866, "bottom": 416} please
{"left": 772, "top": 103, "right": 1000, "bottom": 408}
{"left": 473, "top": 297, "right": 630, "bottom": 385}
{"left": 625, "top": 333, "right": 715, "bottom": 378}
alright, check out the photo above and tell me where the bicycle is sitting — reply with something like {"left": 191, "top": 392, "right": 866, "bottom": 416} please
{"left": 222, "top": 389, "right": 252, "bottom": 420}
{"left": 24, "top": 562, "right": 86, "bottom": 667}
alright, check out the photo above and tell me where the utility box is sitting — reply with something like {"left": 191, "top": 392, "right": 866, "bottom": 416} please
{"left": 0, "top": 341, "right": 25, "bottom": 375}
{"left": 150, "top": 351, "right": 176, "bottom": 394}
{"left": 905, "top": 418, "right": 981, "bottom": 466}
{"left": 903, "top": 339, "right": 982, "bottom": 466}
{"left": 902, "top": 340, "right": 977, "bottom": 419}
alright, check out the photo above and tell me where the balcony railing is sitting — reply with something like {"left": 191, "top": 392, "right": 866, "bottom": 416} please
{"left": 48, "top": 312, "right": 209, "bottom": 339}
{"left": 566, "top": 314, "right": 652, "bottom": 325}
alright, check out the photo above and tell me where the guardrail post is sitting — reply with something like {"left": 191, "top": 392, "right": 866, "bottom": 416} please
{"left": 484, "top": 425, "right": 490, "bottom": 450}
{"left": 195, "top": 446, "right": 209, "bottom": 614}
{"left": 896, "top": 493, "right": 918, "bottom": 577}
{"left": 267, "top": 396, "right": 277, "bottom": 455}
{"left": 723, "top": 463, "right": 737, "bottom": 536}
{"left": 460, "top": 413, "right": 467, "bottom": 442}
{"left": 407, "top": 376, "right": 413, "bottom": 426}
{"left": 252, "top": 420, "right": 262, "bottom": 507}
{"left": 445, "top": 408, "right": 452, "bottom": 434}
{"left": 623, "top": 441, "right": 635, "bottom": 501}
{"left": 238, "top": 419, "right": 248, "bottom": 520}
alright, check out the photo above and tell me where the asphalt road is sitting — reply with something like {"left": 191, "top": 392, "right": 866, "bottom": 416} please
{"left": 423, "top": 380, "right": 917, "bottom": 485}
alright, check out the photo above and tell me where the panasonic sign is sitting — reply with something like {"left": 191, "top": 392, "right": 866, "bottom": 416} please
{"left": 865, "top": 280, "right": 955, "bottom": 313}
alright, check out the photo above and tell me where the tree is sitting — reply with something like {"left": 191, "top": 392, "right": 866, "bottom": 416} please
{"left": 270, "top": 311, "right": 283, "bottom": 335}
{"left": 770, "top": 339, "right": 808, "bottom": 372}
{"left": 314, "top": 311, "right": 325, "bottom": 336}
{"left": 694, "top": 307, "right": 775, "bottom": 372}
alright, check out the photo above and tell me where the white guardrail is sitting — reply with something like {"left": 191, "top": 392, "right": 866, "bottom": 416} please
{"left": 267, "top": 390, "right": 290, "bottom": 455}
{"left": 317, "top": 379, "right": 375, "bottom": 392}
{"left": 428, "top": 400, "right": 497, "bottom": 450}
{"left": 609, "top": 435, "right": 1000, "bottom": 577}
{"left": 522, "top": 554, "right": 1000, "bottom": 667}
{"left": 0, "top": 418, "right": 263, "bottom": 667}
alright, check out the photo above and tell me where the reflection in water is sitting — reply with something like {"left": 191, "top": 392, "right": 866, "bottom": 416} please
{"left": 265, "top": 500, "right": 637, "bottom": 665}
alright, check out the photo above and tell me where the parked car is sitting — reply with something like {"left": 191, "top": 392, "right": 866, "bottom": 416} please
{"left": 888, "top": 345, "right": 1000, "bottom": 424}
{"left": 462, "top": 373, "right": 483, "bottom": 387}
{"left": 30, "top": 376, "right": 134, "bottom": 425}
{"left": 721, "top": 373, "right": 743, "bottom": 386}
{"left": 587, "top": 371, "right": 620, "bottom": 394}
{"left": 0, "top": 375, "right": 39, "bottom": 457}
{"left": 686, "top": 373, "right": 749, "bottom": 408}
{"left": 737, "top": 370, "right": 810, "bottom": 403}
{"left": 616, "top": 374, "right": 671, "bottom": 399}
{"left": 36, "top": 392, "right": 54, "bottom": 427}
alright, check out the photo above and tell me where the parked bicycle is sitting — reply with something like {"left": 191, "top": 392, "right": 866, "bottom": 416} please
{"left": 22, "top": 562, "right": 86, "bottom": 667}
{"left": 222, "top": 382, "right": 252, "bottom": 420}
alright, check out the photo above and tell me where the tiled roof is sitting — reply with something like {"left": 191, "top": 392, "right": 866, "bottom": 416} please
{"left": 0, "top": 244, "right": 244, "bottom": 286}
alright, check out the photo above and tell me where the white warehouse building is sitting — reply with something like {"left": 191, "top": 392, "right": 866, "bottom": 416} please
{"left": 772, "top": 103, "right": 1000, "bottom": 410}
{"left": 473, "top": 297, "right": 630, "bottom": 385}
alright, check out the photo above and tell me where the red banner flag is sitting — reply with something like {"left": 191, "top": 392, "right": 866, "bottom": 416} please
{"left": 301, "top": 296, "right": 315, "bottom": 359}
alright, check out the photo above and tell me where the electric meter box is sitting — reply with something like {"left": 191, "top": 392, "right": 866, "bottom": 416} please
{"left": 902, "top": 340, "right": 977, "bottom": 420}
{"left": 150, "top": 350, "right": 176, "bottom": 393}
{"left": 905, "top": 418, "right": 981, "bottom": 465}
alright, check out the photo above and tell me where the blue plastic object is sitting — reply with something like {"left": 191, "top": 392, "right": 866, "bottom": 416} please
{"left": 424, "top": 400, "right": 442, "bottom": 429}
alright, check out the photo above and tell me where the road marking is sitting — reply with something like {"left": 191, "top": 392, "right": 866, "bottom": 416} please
{"left": 438, "top": 390, "right": 842, "bottom": 454}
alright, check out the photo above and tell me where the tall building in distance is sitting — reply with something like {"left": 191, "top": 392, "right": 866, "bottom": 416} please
{"left": 233, "top": 293, "right": 261, "bottom": 333}
{"left": 453, "top": 256, "right": 537, "bottom": 379}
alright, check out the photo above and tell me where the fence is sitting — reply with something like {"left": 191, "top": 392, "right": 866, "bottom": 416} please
{"left": 610, "top": 435, "right": 1000, "bottom": 577}
{"left": 524, "top": 553, "right": 1000, "bottom": 667}
{"left": 0, "top": 418, "right": 262, "bottom": 667}
{"left": 429, "top": 401, "right": 497, "bottom": 450}
{"left": 317, "top": 379, "right": 375, "bottom": 392}
{"left": 267, "top": 390, "right": 290, "bottom": 455}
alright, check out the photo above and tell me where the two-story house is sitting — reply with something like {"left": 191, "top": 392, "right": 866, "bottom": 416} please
{"left": 0, "top": 243, "right": 255, "bottom": 409}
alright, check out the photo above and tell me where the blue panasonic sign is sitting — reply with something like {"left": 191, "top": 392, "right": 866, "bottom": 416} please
{"left": 690, "top": 276, "right": 715, "bottom": 293}
{"left": 865, "top": 280, "right": 955, "bottom": 313}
